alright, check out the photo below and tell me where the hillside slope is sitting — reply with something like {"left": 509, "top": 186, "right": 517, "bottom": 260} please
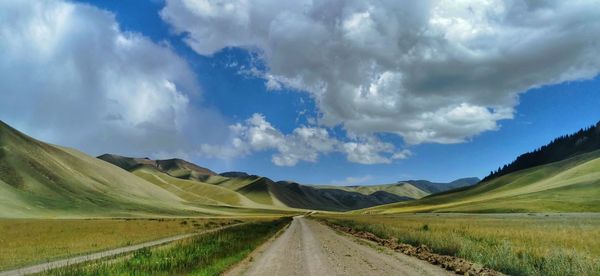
{"left": 100, "top": 155, "right": 415, "bottom": 212}
{"left": 0, "top": 120, "right": 415, "bottom": 217}
{"left": 315, "top": 183, "right": 428, "bottom": 199}
{"left": 364, "top": 150, "right": 600, "bottom": 213}
{"left": 272, "top": 180, "right": 412, "bottom": 211}
{"left": 98, "top": 154, "right": 216, "bottom": 180}
{"left": 484, "top": 120, "right": 600, "bottom": 181}
{"left": 0, "top": 121, "right": 214, "bottom": 218}
{"left": 316, "top": 177, "right": 479, "bottom": 199}
{"left": 402, "top": 177, "right": 480, "bottom": 194}
{"left": 131, "top": 166, "right": 257, "bottom": 207}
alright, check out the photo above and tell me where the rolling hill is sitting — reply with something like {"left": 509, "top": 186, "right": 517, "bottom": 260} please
{"left": 400, "top": 177, "right": 481, "bottom": 194}
{"left": 0, "top": 121, "right": 307, "bottom": 217}
{"left": 315, "top": 183, "right": 428, "bottom": 199}
{"left": 0, "top": 119, "right": 485, "bottom": 217}
{"left": 97, "top": 154, "right": 216, "bottom": 181}
{"left": 363, "top": 127, "right": 600, "bottom": 214}
{"left": 483, "top": 120, "right": 600, "bottom": 181}
{"left": 100, "top": 154, "right": 415, "bottom": 212}
{"left": 0, "top": 121, "right": 214, "bottom": 218}
{"left": 268, "top": 180, "right": 412, "bottom": 211}
{"left": 316, "top": 177, "right": 479, "bottom": 200}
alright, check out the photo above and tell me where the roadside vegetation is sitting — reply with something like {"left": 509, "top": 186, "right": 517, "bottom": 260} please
{"left": 0, "top": 218, "right": 241, "bottom": 270}
{"left": 44, "top": 217, "right": 290, "bottom": 275}
{"left": 318, "top": 213, "right": 600, "bottom": 276}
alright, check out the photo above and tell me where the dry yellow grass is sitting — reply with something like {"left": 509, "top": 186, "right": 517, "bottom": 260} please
{"left": 318, "top": 213, "right": 600, "bottom": 275}
{"left": 0, "top": 217, "right": 240, "bottom": 270}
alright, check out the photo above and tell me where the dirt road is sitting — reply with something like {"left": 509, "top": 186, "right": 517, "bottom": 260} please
{"left": 0, "top": 223, "right": 245, "bottom": 276}
{"left": 229, "top": 216, "right": 453, "bottom": 276}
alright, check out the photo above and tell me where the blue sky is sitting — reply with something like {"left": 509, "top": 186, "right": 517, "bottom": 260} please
{"left": 2, "top": 0, "right": 600, "bottom": 185}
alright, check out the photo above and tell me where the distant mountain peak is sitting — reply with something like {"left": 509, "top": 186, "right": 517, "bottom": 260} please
{"left": 219, "top": 171, "right": 250, "bottom": 178}
{"left": 398, "top": 177, "right": 480, "bottom": 194}
{"left": 97, "top": 154, "right": 216, "bottom": 179}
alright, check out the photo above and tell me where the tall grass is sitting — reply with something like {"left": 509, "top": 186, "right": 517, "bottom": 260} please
{"left": 0, "top": 218, "right": 238, "bottom": 270}
{"left": 320, "top": 214, "right": 600, "bottom": 276}
{"left": 46, "top": 218, "right": 290, "bottom": 275}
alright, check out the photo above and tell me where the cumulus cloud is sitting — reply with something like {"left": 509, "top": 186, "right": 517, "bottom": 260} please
{"left": 0, "top": 0, "right": 227, "bottom": 157}
{"left": 200, "top": 113, "right": 409, "bottom": 166}
{"left": 162, "top": 0, "right": 600, "bottom": 144}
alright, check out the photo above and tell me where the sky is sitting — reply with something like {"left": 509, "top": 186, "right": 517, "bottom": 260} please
{"left": 1, "top": 0, "right": 600, "bottom": 185}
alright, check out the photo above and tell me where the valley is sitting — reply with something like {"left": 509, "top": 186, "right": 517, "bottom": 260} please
{"left": 1, "top": 119, "right": 599, "bottom": 276}
{"left": 3, "top": 0, "right": 600, "bottom": 275}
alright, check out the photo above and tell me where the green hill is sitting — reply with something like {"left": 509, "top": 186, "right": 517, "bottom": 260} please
{"left": 316, "top": 177, "right": 479, "bottom": 200}
{"left": 400, "top": 177, "right": 480, "bottom": 194}
{"left": 316, "top": 183, "right": 427, "bottom": 199}
{"left": 0, "top": 119, "right": 444, "bottom": 217}
{"left": 131, "top": 166, "right": 256, "bottom": 207}
{"left": 483, "top": 120, "right": 600, "bottom": 181}
{"left": 272, "top": 181, "right": 412, "bottom": 211}
{"left": 0, "top": 121, "right": 303, "bottom": 218}
{"left": 98, "top": 154, "right": 216, "bottom": 181}
{"left": 100, "top": 154, "right": 415, "bottom": 212}
{"left": 0, "top": 121, "right": 213, "bottom": 218}
{"left": 363, "top": 150, "right": 600, "bottom": 214}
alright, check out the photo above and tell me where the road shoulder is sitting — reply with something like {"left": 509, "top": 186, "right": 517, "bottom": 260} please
{"left": 224, "top": 220, "right": 292, "bottom": 276}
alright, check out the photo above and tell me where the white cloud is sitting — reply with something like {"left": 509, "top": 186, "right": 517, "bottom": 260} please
{"left": 330, "top": 175, "right": 374, "bottom": 186}
{"left": 0, "top": 0, "right": 228, "bottom": 157}
{"left": 200, "top": 113, "right": 409, "bottom": 166}
{"left": 342, "top": 137, "right": 394, "bottom": 165}
{"left": 392, "top": 149, "right": 412, "bottom": 160}
{"left": 162, "top": 0, "right": 600, "bottom": 144}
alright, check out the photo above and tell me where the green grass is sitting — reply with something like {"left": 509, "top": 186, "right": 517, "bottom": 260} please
{"left": 0, "top": 218, "right": 241, "bottom": 270}
{"left": 364, "top": 150, "right": 600, "bottom": 214}
{"left": 318, "top": 213, "right": 600, "bottom": 276}
{"left": 45, "top": 218, "right": 291, "bottom": 275}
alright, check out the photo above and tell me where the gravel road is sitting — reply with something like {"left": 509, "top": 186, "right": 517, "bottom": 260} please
{"left": 229, "top": 216, "right": 453, "bottom": 276}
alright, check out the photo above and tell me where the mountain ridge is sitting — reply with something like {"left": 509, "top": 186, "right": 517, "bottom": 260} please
{"left": 98, "top": 154, "right": 216, "bottom": 180}
{"left": 399, "top": 177, "right": 481, "bottom": 194}
{"left": 98, "top": 155, "right": 420, "bottom": 211}
{"left": 363, "top": 123, "right": 600, "bottom": 214}
{"left": 483, "top": 120, "right": 600, "bottom": 182}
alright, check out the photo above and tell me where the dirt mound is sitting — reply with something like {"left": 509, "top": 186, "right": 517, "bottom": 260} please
{"left": 324, "top": 222, "right": 504, "bottom": 276}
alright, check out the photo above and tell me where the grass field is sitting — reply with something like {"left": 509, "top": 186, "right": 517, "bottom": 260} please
{"left": 318, "top": 213, "right": 600, "bottom": 275}
{"left": 0, "top": 218, "right": 242, "bottom": 270}
{"left": 46, "top": 218, "right": 291, "bottom": 275}
{"left": 365, "top": 151, "right": 600, "bottom": 214}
